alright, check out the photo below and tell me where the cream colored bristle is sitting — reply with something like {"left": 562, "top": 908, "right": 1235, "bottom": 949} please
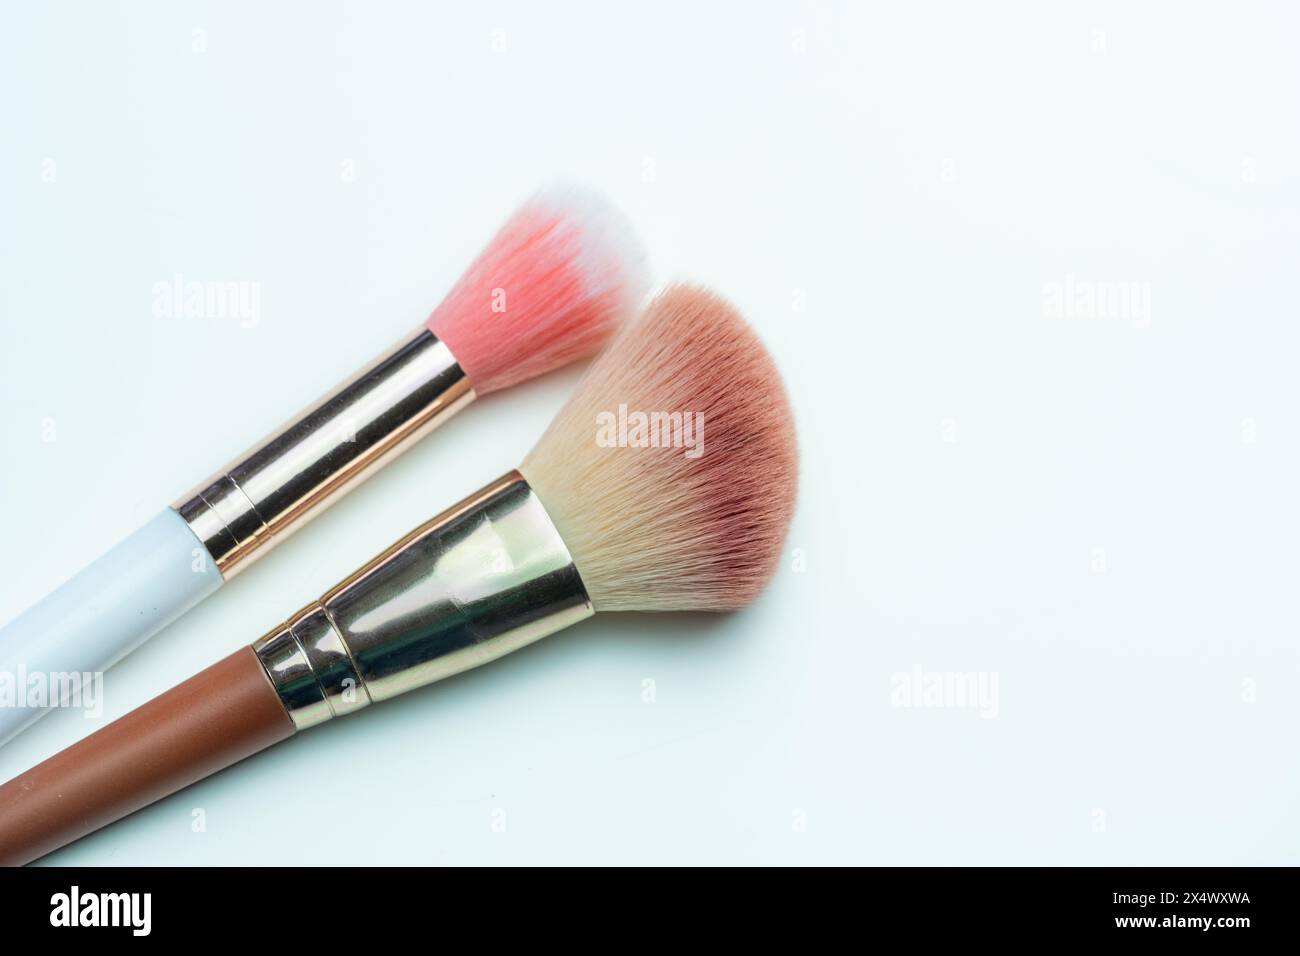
{"left": 521, "top": 285, "right": 798, "bottom": 612}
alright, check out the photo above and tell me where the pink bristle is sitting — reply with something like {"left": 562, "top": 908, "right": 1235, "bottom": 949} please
{"left": 522, "top": 285, "right": 798, "bottom": 612}
{"left": 425, "top": 186, "right": 649, "bottom": 394}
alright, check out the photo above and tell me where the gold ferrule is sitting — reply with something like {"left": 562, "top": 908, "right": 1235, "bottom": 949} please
{"left": 251, "top": 471, "right": 594, "bottom": 730}
{"left": 174, "top": 328, "right": 474, "bottom": 579}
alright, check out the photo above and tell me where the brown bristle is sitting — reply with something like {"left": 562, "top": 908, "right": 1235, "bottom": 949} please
{"left": 521, "top": 285, "right": 798, "bottom": 612}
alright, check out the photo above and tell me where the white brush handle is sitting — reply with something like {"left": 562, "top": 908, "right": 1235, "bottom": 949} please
{"left": 0, "top": 508, "right": 224, "bottom": 746}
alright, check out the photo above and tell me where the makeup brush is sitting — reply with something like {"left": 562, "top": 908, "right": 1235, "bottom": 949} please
{"left": 0, "top": 285, "right": 797, "bottom": 866}
{"left": 0, "top": 185, "right": 648, "bottom": 746}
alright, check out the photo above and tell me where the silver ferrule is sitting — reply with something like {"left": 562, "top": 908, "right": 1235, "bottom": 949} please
{"left": 251, "top": 470, "right": 594, "bottom": 730}
{"left": 174, "top": 328, "right": 474, "bottom": 579}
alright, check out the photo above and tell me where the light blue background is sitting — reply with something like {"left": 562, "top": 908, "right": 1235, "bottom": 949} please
{"left": 1, "top": 1, "right": 1298, "bottom": 865}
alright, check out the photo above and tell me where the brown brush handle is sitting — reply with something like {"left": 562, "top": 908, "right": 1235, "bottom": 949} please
{"left": 0, "top": 646, "right": 295, "bottom": 866}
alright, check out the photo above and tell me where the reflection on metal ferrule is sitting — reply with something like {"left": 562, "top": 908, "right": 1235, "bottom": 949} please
{"left": 174, "top": 328, "right": 474, "bottom": 579}
{"left": 252, "top": 471, "right": 594, "bottom": 730}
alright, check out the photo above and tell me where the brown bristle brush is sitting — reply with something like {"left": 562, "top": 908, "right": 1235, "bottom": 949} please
{"left": 0, "top": 285, "right": 798, "bottom": 866}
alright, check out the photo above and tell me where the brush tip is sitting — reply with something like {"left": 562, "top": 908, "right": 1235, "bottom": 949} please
{"left": 426, "top": 184, "right": 649, "bottom": 394}
{"left": 522, "top": 284, "right": 798, "bottom": 612}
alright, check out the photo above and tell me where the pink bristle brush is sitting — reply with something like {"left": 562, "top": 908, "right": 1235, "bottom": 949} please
{"left": 0, "top": 284, "right": 797, "bottom": 864}
{"left": 0, "top": 184, "right": 649, "bottom": 746}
